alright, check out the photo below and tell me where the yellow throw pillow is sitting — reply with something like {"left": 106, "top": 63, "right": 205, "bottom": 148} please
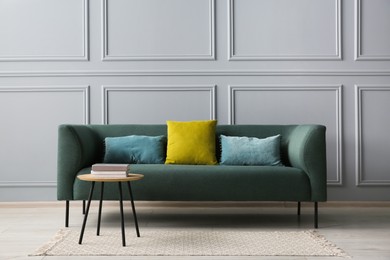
{"left": 165, "top": 120, "right": 218, "bottom": 165}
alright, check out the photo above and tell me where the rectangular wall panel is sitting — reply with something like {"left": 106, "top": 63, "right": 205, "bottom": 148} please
{"left": 102, "top": 0, "right": 215, "bottom": 60}
{"left": 355, "top": 86, "right": 390, "bottom": 185}
{"left": 103, "top": 85, "right": 216, "bottom": 124}
{"left": 229, "top": 85, "right": 343, "bottom": 185}
{"left": 229, "top": 0, "right": 341, "bottom": 60}
{"left": 0, "top": 86, "right": 89, "bottom": 187}
{"left": 0, "top": 0, "right": 88, "bottom": 61}
{"left": 355, "top": 0, "right": 390, "bottom": 60}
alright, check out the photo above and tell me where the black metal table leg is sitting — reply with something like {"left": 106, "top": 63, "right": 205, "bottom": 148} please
{"left": 127, "top": 181, "right": 140, "bottom": 237}
{"left": 97, "top": 182, "right": 104, "bottom": 236}
{"left": 118, "top": 182, "right": 126, "bottom": 247}
{"left": 79, "top": 181, "right": 95, "bottom": 244}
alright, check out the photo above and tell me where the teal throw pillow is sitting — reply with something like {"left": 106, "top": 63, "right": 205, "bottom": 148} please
{"left": 104, "top": 135, "right": 166, "bottom": 164}
{"left": 220, "top": 134, "right": 282, "bottom": 166}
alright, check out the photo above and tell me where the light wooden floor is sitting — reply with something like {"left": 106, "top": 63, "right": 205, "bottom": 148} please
{"left": 1, "top": 201, "right": 389, "bottom": 260}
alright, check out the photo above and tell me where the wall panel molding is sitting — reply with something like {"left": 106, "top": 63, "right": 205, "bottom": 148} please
{"left": 229, "top": 85, "right": 343, "bottom": 185}
{"left": 102, "top": 0, "right": 215, "bottom": 61}
{"left": 355, "top": 0, "right": 390, "bottom": 61}
{"left": 0, "top": 86, "right": 90, "bottom": 124}
{"left": 355, "top": 85, "right": 390, "bottom": 186}
{"left": 0, "top": 181, "right": 56, "bottom": 187}
{"left": 102, "top": 85, "right": 216, "bottom": 124}
{"left": 228, "top": 0, "right": 341, "bottom": 61}
{"left": 0, "top": 86, "right": 89, "bottom": 188}
{"left": 3, "top": 70, "right": 390, "bottom": 78}
{"left": 0, "top": 0, "right": 89, "bottom": 61}
{"left": 1, "top": 0, "right": 390, "bottom": 200}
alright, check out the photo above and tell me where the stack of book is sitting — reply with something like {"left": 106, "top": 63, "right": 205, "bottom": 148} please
{"left": 91, "top": 163, "right": 130, "bottom": 178}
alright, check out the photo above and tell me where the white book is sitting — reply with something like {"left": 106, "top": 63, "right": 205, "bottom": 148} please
{"left": 91, "top": 170, "right": 127, "bottom": 176}
{"left": 91, "top": 174, "right": 128, "bottom": 178}
{"left": 91, "top": 163, "right": 130, "bottom": 172}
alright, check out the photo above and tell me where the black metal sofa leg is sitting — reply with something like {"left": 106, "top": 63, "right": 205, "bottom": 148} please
{"left": 298, "top": 201, "right": 318, "bottom": 228}
{"left": 66, "top": 200, "right": 87, "bottom": 227}
{"left": 65, "top": 200, "right": 69, "bottom": 227}
{"left": 314, "top": 202, "right": 318, "bottom": 229}
{"left": 297, "top": 201, "right": 301, "bottom": 216}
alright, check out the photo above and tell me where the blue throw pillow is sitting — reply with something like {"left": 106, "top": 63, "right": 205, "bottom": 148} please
{"left": 103, "top": 135, "right": 166, "bottom": 164}
{"left": 219, "top": 134, "right": 282, "bottom": 166}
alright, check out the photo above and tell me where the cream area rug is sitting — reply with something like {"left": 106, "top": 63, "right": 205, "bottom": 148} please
{"left": 32, "top": 228, "right": 349, "bottom": 257}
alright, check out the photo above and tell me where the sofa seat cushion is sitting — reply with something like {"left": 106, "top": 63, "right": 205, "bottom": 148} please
{"left": 74, "top": 165, "right": 311, "bottom": 202}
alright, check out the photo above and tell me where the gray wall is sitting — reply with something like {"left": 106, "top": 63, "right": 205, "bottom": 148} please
{"left": 0, "top": 0, "right": 389, "bottom": 201}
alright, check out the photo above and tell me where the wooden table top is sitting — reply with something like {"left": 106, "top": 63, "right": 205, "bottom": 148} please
{"left": 77, "top": 173, "right": 144, "bottom": 182}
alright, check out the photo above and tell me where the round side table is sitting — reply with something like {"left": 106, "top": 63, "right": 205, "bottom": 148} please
{"left": 77, "top": 173, "right": 144, "bottom": 247}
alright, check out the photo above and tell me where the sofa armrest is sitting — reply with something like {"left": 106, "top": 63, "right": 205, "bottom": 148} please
{"left": 57, "top": 125, "right": 101, "bottom": 200}
{"left": 287, "top": 125, "right": 327, "bottom": 202}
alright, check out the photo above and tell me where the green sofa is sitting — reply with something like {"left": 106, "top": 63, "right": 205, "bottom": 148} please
{"left": 57, "top": 124, "right": 327, "bottom": 228}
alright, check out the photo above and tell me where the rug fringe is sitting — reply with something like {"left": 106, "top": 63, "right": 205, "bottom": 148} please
{"left": 308, "top": 230, "right": 351, "bottom": 258}
{"left": 30, "top": 228, "right": 70, "bottom": 256}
